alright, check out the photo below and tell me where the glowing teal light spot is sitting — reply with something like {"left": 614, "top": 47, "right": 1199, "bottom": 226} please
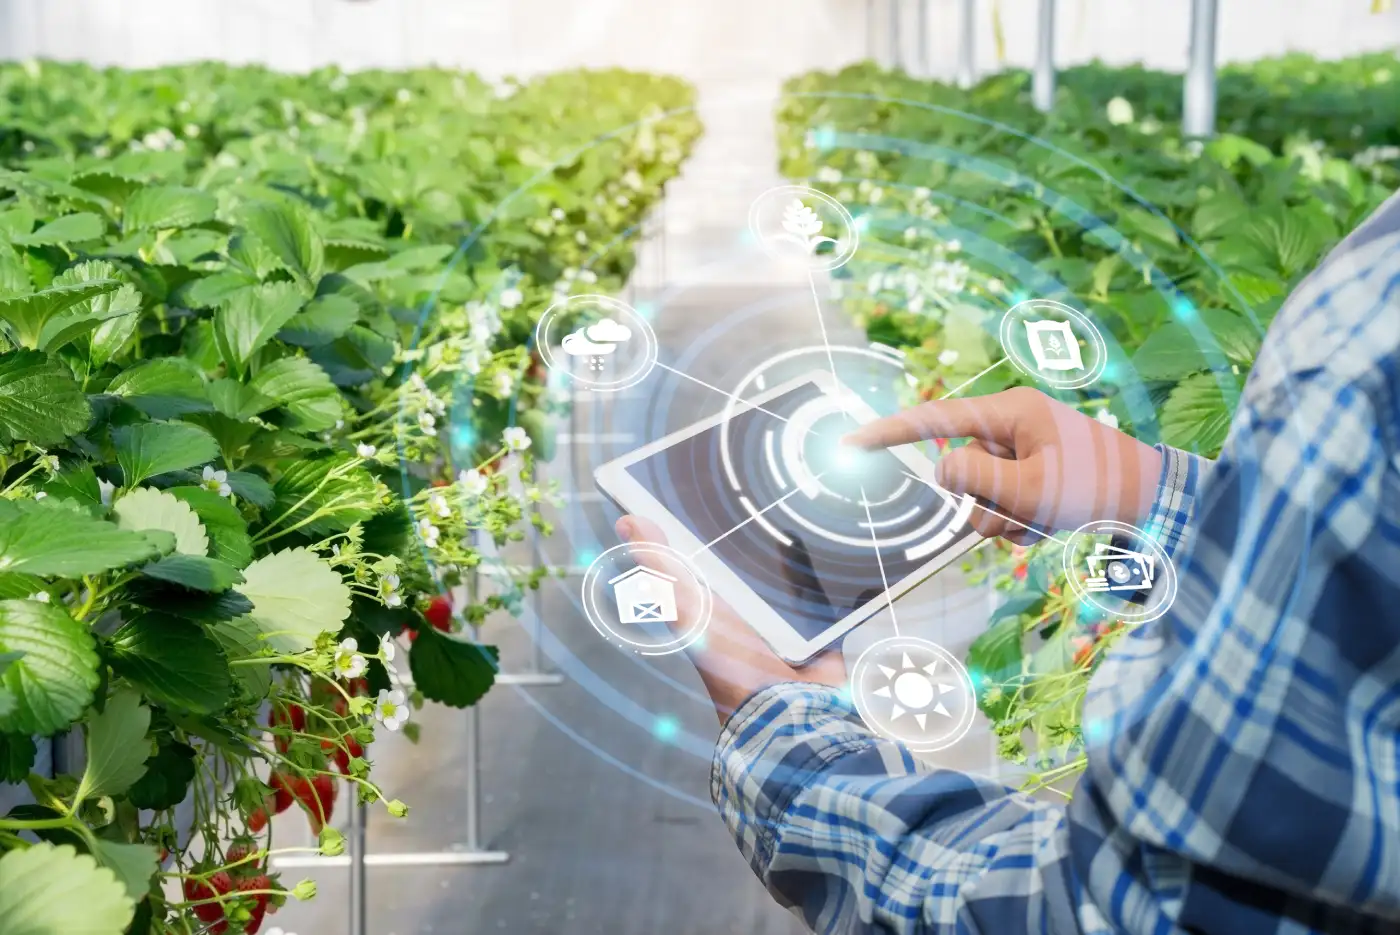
{"left": 653, "top": 715, "right": 679, "bottom": 742}
{"left": 813, "top": 126, "right": 837, "bottom": 151}
{"left": 576, "top": 549, "right": 598, "bottom": 567}
{"left": 690, "top": 633, "right": 707, "bottom": 652}
{"left": 853, "top": 215, "right": 870, "bottom": 232}
{"left": 1171, "top": 296, "right": 1196, "bottom": 318}
{"left": 833, "top": 685, "right": 854, "bottom": 706}
{"left": 452, "top": 424, "right": 476, "bottom": 448}
{"left": 1101, "top": 361, "right": 1118, "bottom": 382}
{"left": 1010, "top": 290, "right": 1030, "bottom": 306}
{"left": 1083, "top": 718, "right": 1110, "bottom": 744}
{"left": 635, "top": 301, "right": 655, "bottom": 320}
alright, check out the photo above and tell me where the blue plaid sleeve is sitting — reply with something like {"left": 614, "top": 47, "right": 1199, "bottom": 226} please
{"left": 711, "top": 682, "right": 1082, "bottom": 934}
{"left": 1142, "top": 444, "right": 1207, "bottom": 562}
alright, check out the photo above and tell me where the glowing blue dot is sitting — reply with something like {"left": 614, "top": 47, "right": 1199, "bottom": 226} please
{"left": 1082, "top": 718, "right": 1110, "bottom": 744}
{"left": 452, "top": 424, "right": 476, "bottom": 448}
{"left": 1010, "top": 290, "right": 1030, "bottom": 306}
{"left": 1171, "top": 296, "right": 1195, "bottom": 318}
{"left": 833, "top": 685, "right": 854, "bottom": 706}
{"left": 690, "top": 633, "right": 707, "bottom": 651}
{"left": 652, "top": 715, "right": 679, "bottom": 742}
{"left": 813, "top": 126, "right": 837, "bottom": 151}
{"left": 576, "top": 549, "right": 598, "bottom": 567}
{"left": 634, "top": 301, "right": 655, "bottom": 320}
{"left": 853, "top": 215, "right": 869, "bottom": 232}
{"left": 1101, "top": 362, "right": 1118, "bottom": 382}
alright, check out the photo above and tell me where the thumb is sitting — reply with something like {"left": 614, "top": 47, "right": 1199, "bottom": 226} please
{"left": 934, "top": 442, "right": 1022, "bottom": 507}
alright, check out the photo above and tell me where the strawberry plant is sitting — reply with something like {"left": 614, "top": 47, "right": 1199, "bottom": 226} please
{"left": 0, "top": 62, "right": 699, "bottom": 933}
{"left": 775, "top": 56, "right": 1395, "bottom": 789}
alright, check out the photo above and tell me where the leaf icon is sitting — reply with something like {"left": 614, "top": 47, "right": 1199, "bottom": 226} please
{"left": 776, "top": 199, "right": 839, "bottom": 255}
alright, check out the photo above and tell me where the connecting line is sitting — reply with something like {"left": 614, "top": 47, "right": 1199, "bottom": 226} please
{"left": 938, "top": 357, "right": 1008, "bottom": 401}
{"left": 654, "top": 362, "right": 794, "bottom": 426}
{"left": 859, "top": 484, "right": 900, "bottom": 637}
{"left": 899, "top": 469, "right": 1072, "bottom": 546}
{"left": 806, "top": 271, "right": 840, "bottom": 381}
{"left": 689, "top": 481, "right": 816, "bottom": 559}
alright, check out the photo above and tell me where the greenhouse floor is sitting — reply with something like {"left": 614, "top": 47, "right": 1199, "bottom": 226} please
{"left": 270, "top": 90, "right": 1017, "bottom": 934}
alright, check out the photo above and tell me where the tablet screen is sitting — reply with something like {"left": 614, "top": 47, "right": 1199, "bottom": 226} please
{"left": 622, "top": 377, "right": 973, "bottom": 643}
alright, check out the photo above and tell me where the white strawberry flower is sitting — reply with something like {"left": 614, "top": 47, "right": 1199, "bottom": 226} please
{"left": 577, "top": 269, "right": 598, "bottom": 284}
{"left": 458, "top": 469, "right": 489, "bottom": 498}
{"left": 356, "top": 443, "right": 378, "bottom": 459}
{"left": 938, "top": 348, "right": 960, "bottom": 367}
{"left": 499, "top": 287, "right": 523, "bottom": 309}
{"left": 202, "top": 466, "right": 232, "bottom": 497}
{"left": 1095, "top": 409, "right": 1121, "bottom": 430}
{"left": 1106, "top": 96, "right": 1134, "bottom": 126}
{"left": 33, "top": 491, "right": 46, "bottom": 500}
{"left": 380, "top": 573, "right": 403, "bottom": 608}
{"left": 494, "top": 371, "right": 514, "bottom": 397}
{"left": 417, "top": 517, "right": 440, "bottom": 548}
{"left": 815, "top": 166, "right": 842, "bottom": 184}
{"left": 574, "top": 230, "right": 589, "bottom": 245}
{"left": 333, "top": 638, "right": 367, "bottom": 680}
{"left": 429, "top": 493, "right": 451, "bottom": 518}
{"left": 379, "top": 632, "right": 397, "bottom": 663}
{"left": 503, "top": 427, "right": 532, "bottom": 452}
{"left": 417, "top": 411, "right": 437, "bottom": 437}
{"left": 28, "top": 591, "right": 50, "bottom": 603}
{"left": 374, "top": 688, "right": 411, "bottom": 731}
{"left": 551, "top": 208, "right": 565, "bottom": 221}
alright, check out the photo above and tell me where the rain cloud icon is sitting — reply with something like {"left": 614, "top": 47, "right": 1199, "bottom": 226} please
{"left": 562, "top": 317, "right": 633, "bottom": 371}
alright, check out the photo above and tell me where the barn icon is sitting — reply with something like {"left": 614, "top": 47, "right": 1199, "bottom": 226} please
{"left": 608, "top": 567, "right": 679, "bottom": 624}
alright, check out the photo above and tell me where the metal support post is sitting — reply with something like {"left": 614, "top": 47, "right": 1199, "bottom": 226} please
{"left": 888, "top": 0, "right": 901, "bottom": 71}
{"left": 866, "top": 0, "right": 878, "bottom": 62}
{"left": 917, "top": 0, "right": 929, "bottom": 76}
{"left": 1183, "top": 0, "right": 1219, "bottom": 138}
{"left": 1032, "top": 0, "right": 1056, "bottom": 112}
{"left": 956, "top": 0, "right": 976, "bottom": 88}
{"left": 348, "top": 800, "right": 367, "bottom": 935}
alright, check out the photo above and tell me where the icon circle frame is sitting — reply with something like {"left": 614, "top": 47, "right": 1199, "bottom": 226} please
{"left": 998, "top": 298, "right": 1108, "bottom": 390}
{"left": 1060, "top": 519, "right": 1179, "bottom": 625}
{"left": 849, "top": 635, "right": 977, "bottom": 753}
{"left": 534, "top": 293, "right": 659, "bottom": 393}
{"left": 580, "top": 541, "right": 713, "bottom": 656}
{"left": 747, "top": 184, "right": 860, "bottom": 272}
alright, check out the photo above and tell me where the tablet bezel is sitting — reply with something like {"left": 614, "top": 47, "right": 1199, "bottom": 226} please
{"left": 593, "top": 369, "right": 981, "bottom": 665}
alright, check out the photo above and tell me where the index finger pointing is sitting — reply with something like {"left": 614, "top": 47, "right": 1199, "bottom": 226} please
{"left": 841, "top": 393, "right": 1021, "bottom": 451}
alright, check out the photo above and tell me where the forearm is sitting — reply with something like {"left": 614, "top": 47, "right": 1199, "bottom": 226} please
{"left": 712, "top": 683, "right": 1074, "bottom": 934}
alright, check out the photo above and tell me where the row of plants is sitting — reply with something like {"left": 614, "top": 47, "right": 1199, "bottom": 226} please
{"left": 0, "top": 60, "right": 699, "bottom": 934}
{"left": 774, "top": 53, "right": 1397, "bottom": 791}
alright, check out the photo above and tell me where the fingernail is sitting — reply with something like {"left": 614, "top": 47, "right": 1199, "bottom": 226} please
{"left": 615, "top": 517, "right": 634, "bottom": 540}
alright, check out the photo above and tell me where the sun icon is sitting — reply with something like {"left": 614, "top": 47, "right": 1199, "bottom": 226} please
{"left": 871, "top": 652, "right": 958, "bottom": 730}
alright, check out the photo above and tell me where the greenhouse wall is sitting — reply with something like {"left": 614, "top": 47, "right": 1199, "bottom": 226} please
{"left": 0, "top": 0, "right": 1397, "bottom": 82}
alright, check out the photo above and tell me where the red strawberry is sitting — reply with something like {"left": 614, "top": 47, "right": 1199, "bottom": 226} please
{"left": 247, "top": 806, "right": 269, "bottom": 833}
{"left": 236, "top": 874, "right": 272, "bottom": 933}
{"left": 425, "top": 596, "right": 452, "bottom": 631}
{"left": 184, "top": 871, "right": 234, "bottom": 926}
{"left": 267, "top": 771, "right": 297, "bottom": 815}
{"left": 323, "top": 734, "right": 365, "bottom": 773}
{"left": 1013, "top": 562, "right": 1028, "bottom": 581}
{"left": 226, "top": 837, "right": 259, "bottom": 870}
{"left": 1071, "top": 636, "right": 1094, "bottom": 668}
{"left": 304, "top": 774, "right": 337, "bottom": 833}
{"left": 269, "top": 704, "right": 305, "bottom": 753}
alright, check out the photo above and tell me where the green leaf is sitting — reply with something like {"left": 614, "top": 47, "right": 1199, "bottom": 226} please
{"left": 409, "top": 627, "right": 498, "bottom": 708}
{"left": 238, "top": 548, "right": 352, "bottom": 653}
{"left": 208, "top": 617, "right": 270, "bottom": 701}
{"left": 207, "top": 378, "right": 275, "bottom": 422}
{"left": 1160, "top": 373, "right": 1238, "bottom": 456}
{"left": 0, "top": 350, "right": 91, "bottom": 444}
{"left": 247, "top": 356, "right": 342, "bottom": 432}
{"left": 112, "top": 421, "right": 219, "bottom": 487}
{"left": 141, "top": 555, "right": 242, "bottom": 592}
{"left": 87, "top": 310, "right": 141, "bottom": 368}
{"left": 41, "top": 465, "right": 103, "bottom": 509}
{"left": 123, "top": 185, "right": 217, "bottom": 231}
{"left": 0, "top": 268, "right": 115, "bottom": 346}
{"left": 126, "top": 736, "right": 196, "bottom": 810}
{"left": 270, "top": 455, "right": 386, "bottom": 538}
{"left": 214, "top": 282, "right": 305, "bottom": 379}
{"left": 0, "top": 600, "right": 99, "bottom": 736}
{"left": 11, "top": 212, "right": 106, "bottom": 247}
{"left": 0, "top": 574, "right": 44, "bottom": 601}
{"left": 76, "top": 689, "right": 151, "bottom": 803}
{"left": 0, "top": 843, "right": 135, "bottom": 935}
{"left": 113, "top": 487, "right": 209, "bottom": 557}
{"left": 91, "top": 840, "right": 159, "bottom": 903}
{"left": 1197, "top": 307, "right": 1263, "bottom": 364}
{"left": 225, "top": 471, "right": 274, "bottom": 508}
{"left": 105, "top": 358, "right": 209, "bottom": 419}
{"left": 239, "top": 200, "right": 324, "bottom": 284}
{"left": 1116, "top": 206, "right": 1179, "bottom": 250}
{"left": 125, "top": 580, "right": 253, "bottom": 624}
{"left": 519, "top": 410, "right": 556, "bottom": 462}
{"left": 108, "top": 614, "right": 232, "bottom": 714}
{"left": 0, "top": 730, "right": 37, "bottom": 782}
{"left": 1132, "top": 324, "right": 1210, "bottom": 381}
{"left": 0, "top": 500, "right": 161, "bottom": 577}
{"left": 278, "top": 293, "right": 360, "bottom": 347}
{"left": 167, "top": 486, "right": 252, "bottom": 568}
{"left": 40, "top": 261, "right": 142, "bottom": 355}
{"left": 182, "top": 270, "right": 259, "bottom": 310}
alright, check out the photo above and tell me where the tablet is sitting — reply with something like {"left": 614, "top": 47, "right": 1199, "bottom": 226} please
{"left": 594, "top": 370, "right": 980, "bottom": 664}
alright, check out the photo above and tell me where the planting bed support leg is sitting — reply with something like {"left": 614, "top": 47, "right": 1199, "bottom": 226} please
{"left": 349, "top": 801, "right": 367, "bottom": 935}
{"left": 888, "top": 0, "right": 901, "bottom": 71}
{"left": 1033, "top": 0, "right": 1056, "bottom": 112}
{"left": 1184, "top": 0, "right": 1219, "bottom": 138}
{"left": 956, "top": 0, "right": 976, "bottom": 89}
{"left": 917, "top": 0, "right": 929, "bottom": 77}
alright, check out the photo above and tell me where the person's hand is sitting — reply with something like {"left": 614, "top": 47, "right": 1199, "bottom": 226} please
{"left": 614, "top": 516, "right": 847, "bottom": 726}
{"left": 842, "top": 386, "right": 1162, "bottom": 544}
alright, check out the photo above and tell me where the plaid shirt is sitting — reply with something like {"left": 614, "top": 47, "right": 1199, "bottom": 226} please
{"left": 711, "top": 195, "right": 1400, "bottom": 934}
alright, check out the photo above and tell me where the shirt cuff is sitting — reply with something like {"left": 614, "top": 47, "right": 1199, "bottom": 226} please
{"left": 709, "top": 682, "right": 873, "bottom": 877}
{"left": 1140, "top": 444, "right": 1205, "bottom": 562}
